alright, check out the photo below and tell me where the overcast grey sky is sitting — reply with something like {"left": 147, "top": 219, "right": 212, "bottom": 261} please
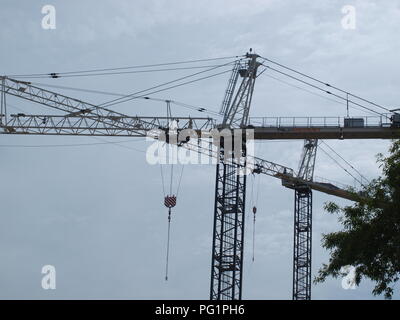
{"left": 0, "top": 0, "right": 399, "bottom": 299}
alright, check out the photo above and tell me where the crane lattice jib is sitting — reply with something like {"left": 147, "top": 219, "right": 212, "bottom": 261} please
{"left": 0, "top": 76, "right": 361, "bottom": 201}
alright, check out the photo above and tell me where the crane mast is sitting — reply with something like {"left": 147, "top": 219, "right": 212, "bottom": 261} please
{"left": 292, "top": 139, "right": 318, "bottom": 300}
{"left": 210, "top": 53, "right": 260, "bottom": 300}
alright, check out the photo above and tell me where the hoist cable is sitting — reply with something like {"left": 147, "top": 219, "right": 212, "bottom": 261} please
{"left": 260, "top": 56, "right": 393, "bottom": 113}
{"left": 262, "top": 64, "right": 388, "bottom": 118}
{"left": 252, "top": 174, "right": 260, "bottom": 262}
{"left": 11, "top": 65, "right": 232, "bottom": 79}
{"left": 160, "top": 164, "right": 166, "bottom": 197}
{"left": 101, "top": 69, "right": 232, "bottom": 109}
{"left": 98, "top": 61, "right": 238, "bottom": 108}
{"left": 256, "top": 173, "right": 261, "bottom": 204}
{"left": 318, "top": 145, "right": 365, "bottom": 188}
{"left": 165, "top": 209, "right": 172, "bottom": 281}
{"left": 27, "top": 83, "right": 222, "bottom": 118}
{"left": 320, "top": 140, "right": 370, "bottom": 185}
{"left": 7, "top": 55, "right": 242, "bottom": 78}
{"left": 169, "top": 163, "right": 174, "bottom": 195}
{"left": 261, "top": 73, "right": 379, "bottom": 116}
{"left": 249, "top": 175, "right": 254, "bottom": 260}
{"left": 252, "top": 212, "right": 256, "bottom": 263}
{"left": 176, "top": 166, "right": 185, "bottom": 198}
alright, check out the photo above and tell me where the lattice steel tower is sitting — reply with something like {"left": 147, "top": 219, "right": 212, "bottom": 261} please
{"left": 210, "top": 53, "right": 260, "bottom": 300}
{"left": 292, "top": 139, "right": 318, "bottom": 300}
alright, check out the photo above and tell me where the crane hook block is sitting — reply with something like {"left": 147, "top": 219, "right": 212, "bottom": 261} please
{"left": 164, "top": 195, "right": 177, "bottom": 208}
{"left": 252, "top": 206, "right": 257, "bottom": 214}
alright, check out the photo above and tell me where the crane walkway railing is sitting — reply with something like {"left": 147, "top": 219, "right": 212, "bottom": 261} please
{"left": 249, "top": 115, "right": 392, "bottom": 128}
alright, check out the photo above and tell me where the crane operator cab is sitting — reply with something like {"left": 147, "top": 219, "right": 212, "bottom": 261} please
{"left": 391, "top": 113, "right": 400, "bottom": 128}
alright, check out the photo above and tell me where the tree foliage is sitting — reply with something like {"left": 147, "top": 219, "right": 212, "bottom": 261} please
{"left": 315, "top": 140, "right": 400, "bottom": 299}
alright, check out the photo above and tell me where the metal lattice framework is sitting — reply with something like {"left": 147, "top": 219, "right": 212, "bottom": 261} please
{"left": 292, "top": 139, "right": 317, "bottom": 300}
{"left": 220, "top": 61, "right": 240, "bottom": 116}
{"left": 222, "top": 54, "right": 260, "bottom": 128}
{"left": 2, "top": 114, "right": 215, "bottom": 137}
{"left": 209, "top": 53, "right": 260, "bottom": 300}
{"left": 298, "top": 139, "right": 318, "bottom": 182}
{"left": 0, "top": 76, "right": 216, "bottom": 136}
{"left": 293, "top": 186, "right": 313, "bottom": 300}
{"left": 1, "top": 53, "right": 397, "bottom": 301}
{"left": 210, "top": 137, "right": 247, "bottom": 300}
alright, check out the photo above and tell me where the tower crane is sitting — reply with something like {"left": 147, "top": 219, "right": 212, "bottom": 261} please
{"left": 1, "top": 52, "right": 400, "bottom": 301}
{"left": 283, "top": 139, "right": 318, "bottom": 300}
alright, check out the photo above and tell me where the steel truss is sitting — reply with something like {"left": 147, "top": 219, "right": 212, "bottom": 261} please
{"left": 210, "top": 53, "right": 260, "bottom": 300}
{"left": 210, "top": 135, "right": 247, "bottom": 300}
{"left": 293, "top": 186, "right": 312, "bottom": 300}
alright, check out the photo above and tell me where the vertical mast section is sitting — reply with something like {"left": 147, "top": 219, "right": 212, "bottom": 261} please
{"left": 292, "top": 139, "right": 318, "bottom": 300}
{"left": 222, "top": 53, "right": 260, "bottom": 128}
{"left": 1, "top": 77, "right": 7, "bottom": 125}
{"left": 210, "top": 53, "right": 260, "bottom": 300}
